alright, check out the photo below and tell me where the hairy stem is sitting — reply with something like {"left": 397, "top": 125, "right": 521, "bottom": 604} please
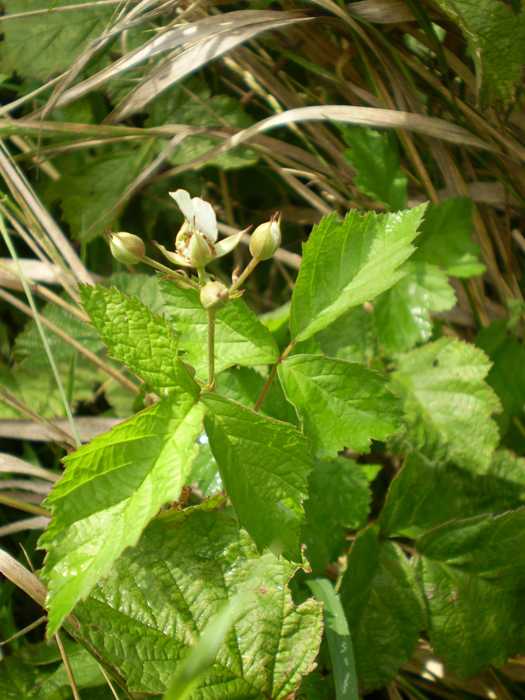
{"left": 254, "top": 340, "right": 296, "bottom": 412}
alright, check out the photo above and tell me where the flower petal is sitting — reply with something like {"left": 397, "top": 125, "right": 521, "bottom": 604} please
{"left": 153, "top": 241, "right": 192, "bottom": 267}
{"left": 214, "top": 229, "right": 246, "bottom": 259}
{"left": 169, "top": 190, "right": 194, "bottom": 223}
{"left": 191, "top": 196, "right": 218, "bottom": 242}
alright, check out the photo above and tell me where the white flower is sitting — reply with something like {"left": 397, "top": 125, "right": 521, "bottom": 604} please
{"left": 155, "top": 190, "right": 245, "bottom": 268}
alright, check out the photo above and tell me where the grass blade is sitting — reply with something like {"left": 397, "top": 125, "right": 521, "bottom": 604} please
{"left": 308, "top": 578, "right": 359, "bottom": 700}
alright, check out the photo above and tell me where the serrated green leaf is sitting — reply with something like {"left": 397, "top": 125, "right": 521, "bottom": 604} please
{"left": 48, "top": 144, "right": 154, "bottom": 240}
{"left": 0, "top": 0, "right": 113, "bottom": 80}
{"left": 433, "top": 0, "right": 525, "bottom": 108}
{"left": 339, "top": 525, "right": 424, "bottom": 691}
{"left": 79, "top": 284, "right": 198, "bottom": 397}
{"left": 391, "top": 338, "right": 501, "bottom": 470}
{"left": 0, "top": 644, "right": 58, "bottom": 698}
{"left": 108, "top": 272, "right": 166, "bottom": 315}
{"left": 415, "top": 509, "right": 525, "bottom": 676}
{"left": 314, "top": 305, "right": 379, "bottom": 363}
{"left": 379, "top": 450, "right": 525, "bottom": 539}
{"left": 342, "top": 127, "right": 407, "bottom": 211}
{"left": 159, "top": 277, "right": 279, "bottom": 377}
{"left": 202, "top": 393, "right": 312, "bottom": 561}
{"left": 303, "top": 458, "right": 379, "bottom": 576}
{"left": 290, "top": 205, "right": 426, "bottom": 341}
{"left": 215, "top": 365, "right": 299, "bottom": 426}
{"left": 73, "top": 508, "right": 323, "bottom": 696}
{"left": 373, "top": 262, "right": 456, "bottom": 353}
{"left": 40, "top": 397, "right": 204, "bottom": 636}
{"left": 476, "top": 320, "right": 525, "bottom": 436}
{"left": 411, "top": 198, "right": 484, "bottom": 278}
{"left": 278, "top": 355, "right": 403, "bottom": 458}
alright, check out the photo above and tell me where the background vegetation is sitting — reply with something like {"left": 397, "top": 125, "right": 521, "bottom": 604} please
{"left": 0, "top": 0, "right": 524, "bottom": 698}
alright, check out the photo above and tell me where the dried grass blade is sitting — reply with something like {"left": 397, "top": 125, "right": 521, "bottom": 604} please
{"left": 0, "top": 548, "right": 48, "bottom": 607}
{"left": 40, "top": 0, "right": 168, "bottom": 120}
{"left": 107, "top": 12, "right": 309, "bottom": 123}
{"left": 0, "top": 142, "right": 93, "bottom": 284}
{"left": 166, "top": 105, "right": 497, "bottom": 179}
{"left": 0, "top": 454, "right": 60, "bottom": 482}
{"left": 0, "top": 418, "right": 124, "bottom": 442}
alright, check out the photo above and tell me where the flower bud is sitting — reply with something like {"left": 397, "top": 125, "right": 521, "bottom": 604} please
{"left": 200, "top": 281, "right": 230, "bottom": 311}
{"left": 107, "top": 231, "right": 145, "bottom": 265}
{"left": 189, "top": 231, "right": 213, "bottom": 268}
{"left": 249, "top": 212, "right": 282, "bottom": 261}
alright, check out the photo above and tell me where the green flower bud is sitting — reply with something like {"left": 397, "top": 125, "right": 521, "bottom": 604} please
{"left": 200, "top": 280, "right": 230, "bottom": 311}
{"left": 249, "top": 212, "right": 282, "bottom": 261}
{"left": 107, "top": 231, "right": 145, "bottom": 265}
{"left": 189, "top": 231, "right": 213, "bottom": 268}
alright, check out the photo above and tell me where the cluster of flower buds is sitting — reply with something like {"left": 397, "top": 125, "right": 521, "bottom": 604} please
{"left": 107, "top": 190, "right": 282, "bottom": 312}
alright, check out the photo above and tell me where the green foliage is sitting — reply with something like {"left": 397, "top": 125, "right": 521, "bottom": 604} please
{"left": 379, "top": 450, "right": 525, "bottom": 538}
{"left": 0, "top": 638, "right": 112, "bottom": 699}
{"left": 411, "top": 198, "right": 484, "bottom": 278}
{"left": 202, "top": 393, "right": 312, "bottom": 561}
{"left": 79, "top": 284, "right": 199, "bottom": 396}
{"left": 415, "top": 509, "right": 525, "bottom": 675}
{"left": 476, "top": 320, "right": 525, "bottom": 437}
{"left": 278, "top": 355, "right": 403, "bottom": 458}
{"left": 373, "top": 262, "right": 456, "bottom": 353}
{"left": 48, "top": 143, "right": 155, "bottom": 240}
{"left": 0, "top": 0, "right": 113, "bottom": 80}
{"left": 302, "top": 458, "right": 379, "bottom": 576}
{"left": 290, "top": 205, "right": 427, "bottom": 341}
{"left": 159, "top": 277, "right": 279, "bottom": 377}
{"left": 73, "top": 506, "right": 323, "bottom": 696}
{"left": 147, "top": 79, "right": 257, "bottom": 170}
{"left": 391, "top": 337, "right": 501, "bottom": 470}
{"left": 40, "top": 397, "right": 204, "bottom": 636}
{"left": 433, "top": 0, "right": 525, "bottom": 108}
{"left": 339, "top": 525, "right": 425, "bottom": 691}
{"left": 342, "top": 127, "right": 407, "bottom": 211}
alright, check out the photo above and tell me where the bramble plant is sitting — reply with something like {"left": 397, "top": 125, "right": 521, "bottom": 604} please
{"left": 12, "top": 182, "right": 518, "bottom": 700}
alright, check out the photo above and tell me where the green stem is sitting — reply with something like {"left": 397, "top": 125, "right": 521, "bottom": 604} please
{"left": 143, "top": 256, "right": 199, "bottom": 289}
{"left": 254, "top": 340, "right": 296, "bottom": 412}
{"left": 197, "top": 266, "right": 212, "bottom": 286}
{"left": 207, "top": 310, "right": 216, "bottom": 389}
{"left": 229, "top": 257, "right": 259, "bottom": 295}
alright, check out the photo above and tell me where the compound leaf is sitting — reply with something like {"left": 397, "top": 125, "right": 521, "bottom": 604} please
{"left": 339, "top": 525, "right": 424, "bottom": 691}
{"left": 415, "top": 509, "right": 525, "bottom": 676}
{"left": 391, "top": 338, "right": 501, "bottom": 470}
{"left": 73, "top": 507, "right": 323, "bottom": 696}
{"left": 40, "top": 397, "right": 204, "bottom": 636}
{"left": 202, "top": 393, "right": 312, "bottom": 561}
{"left": 278, "top": 354, "right": 403, "bottom": 458}
{"left": 79, "top": 284, "right": 199, "bottom": 397}
{"left": 290, "top": 205, "right": 426, "bottom": 341}
{"left": 159, "top": 277, "right": 279, "bottom": 378}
